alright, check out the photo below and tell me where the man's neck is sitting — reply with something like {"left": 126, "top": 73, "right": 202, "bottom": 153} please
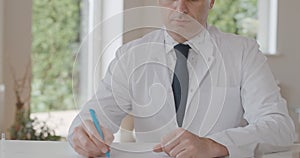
{"left": 167, "top": 31, "right": 188, "bottom": 43}
{"left": 167, "top": 23, "right": 208, "bottom": 43}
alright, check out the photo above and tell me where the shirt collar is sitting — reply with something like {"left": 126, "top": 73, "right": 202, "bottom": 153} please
{"left": 164, "top": 30, "right": 178, "bottom": 53}
{"left": 163, "top": 27, "right": 209, "bottom": 55}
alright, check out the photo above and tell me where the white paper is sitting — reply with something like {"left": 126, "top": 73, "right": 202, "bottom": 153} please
{"left": 100, "top": 143, "right": 170, "bottom": 158}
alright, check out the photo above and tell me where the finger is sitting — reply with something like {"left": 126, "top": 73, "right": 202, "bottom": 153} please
{"left": 73, "top": 125, "right": 107, "bottom": 157}
{"left": 169, "top": 140, "right": 187, "bottom": 157}
{"left": 76, "top": 126, "right": 103, "bottom": 155}
{"left": 85, "top": 120, "right": 114, "bottom": 149}
{"left": 176, "top": 149, "right": 189, "bottom": 158}
{"left": 73, "top": 132, "right": 99, "bottom": 157}
{"left": 161, "top": 128, "right": 185, "bottom": 146}
{"left": 88, "top": 133, "right": 110, "bottom": 153}
{"left": 74, "top": 126, "right": 101, "bottom": 155}
{"left": 84, "top": 120, "right": 105, "bottom": 142}
{"left": 101, "top": 125, "right": 114, "bottom": 145}
{"left": 162, "top": 138, "right": 180, "bottom": 155}
{"left": 161, "top": 129, "right": 178, "bottom": 145}
{"left": 153, "top": 144, "right": 163, "bottom": 152}
{"left": 74, "top": 144, "right": 98, "bottom": 158}
{"left": 160, "top": 129, "right": 183, "bottom": 154}
{"left": 72, "top": 126, "right": 91, "bottom": 147}
{"left": 83, "top": 120, "right": 109, "bottom": 153}
{"left": 74, "top": 145, "right": 90, "bottom": 157}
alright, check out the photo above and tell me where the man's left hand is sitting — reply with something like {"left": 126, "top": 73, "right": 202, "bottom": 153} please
{"left": 153, "top": 128, "right": 228, "bottom": 158}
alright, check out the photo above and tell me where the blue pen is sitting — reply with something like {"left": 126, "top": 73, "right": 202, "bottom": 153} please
{"left": 89, "top": 109, "right": 111, "bottom": 158}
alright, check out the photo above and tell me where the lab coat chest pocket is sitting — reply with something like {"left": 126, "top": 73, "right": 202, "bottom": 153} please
{"left": 206, "top": 86, "right": 244, "bottom": 134}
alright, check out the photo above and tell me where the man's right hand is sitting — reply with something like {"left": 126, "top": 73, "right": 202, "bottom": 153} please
{"left": 70, "top": 120, "right": 114, "bottom": 157}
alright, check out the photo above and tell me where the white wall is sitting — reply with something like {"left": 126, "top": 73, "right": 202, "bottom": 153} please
{"left": 0, "top": 0, "right": 32, "bottom": 131}
{"left": 0, "top": 0, "right": 3, "bottom": 84}
{"left": 268, "top": 0, "right": 300, "bottom": 108}
{"left": 267, "top": 0, "right": 300, "bottom": 140}
{"left": 123, "top": 0, "right": 145, "bottom": 43}
{"left": 123, "top": 0, "right": 161, "bottom": 44}
{"left": 0, "top": 0, "right": 5, "bottom": 131}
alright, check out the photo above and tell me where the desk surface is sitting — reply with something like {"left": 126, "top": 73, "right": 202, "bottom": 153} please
{"left": 0, "top": 140, "right": 299, "bottom": 158}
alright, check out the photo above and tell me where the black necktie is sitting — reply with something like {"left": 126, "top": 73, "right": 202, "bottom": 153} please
{"left": 172, "top": 43, "right": 190, "bottom": 127}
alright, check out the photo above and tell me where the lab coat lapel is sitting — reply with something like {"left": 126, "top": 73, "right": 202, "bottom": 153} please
{"left": 185, "top": 30, "right": 215, "bottom": 111}
{"left": 184, "top": 30, "right": 226, "bottom": 136}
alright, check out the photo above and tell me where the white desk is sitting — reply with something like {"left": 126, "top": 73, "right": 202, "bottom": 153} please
{"left": 0, "top": 140, "right": 168, "bottom": 158}
{"left": 0, "top": 140, "right": 299, "bottom": 158}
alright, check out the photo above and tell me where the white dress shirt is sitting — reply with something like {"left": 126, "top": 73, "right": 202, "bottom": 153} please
{"left": 69, "top": 26, "right": 295, "bottom": 157}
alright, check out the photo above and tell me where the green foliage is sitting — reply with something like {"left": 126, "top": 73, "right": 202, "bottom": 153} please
{"left": 208, "top": 0, "right": 258, "bottom": 38}
{"left": 31, "top": 0, "right": 80, "bottom": 112}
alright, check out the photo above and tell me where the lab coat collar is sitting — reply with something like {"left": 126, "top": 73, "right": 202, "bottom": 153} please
{"left": 164, "top": 30, "right": 178, "bottom": 53}
{"left": 163, "top": 27, "right": 215, "bottom": 67}
{"left": 163, "top": 29, "right": 207, "bottom": 55}
{"left": 185, "top": 26, "right": 217, "bottom": 100}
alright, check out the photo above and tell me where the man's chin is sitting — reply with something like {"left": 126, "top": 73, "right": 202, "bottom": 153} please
{"left": 166, "top": 25, "right": 193, "bottom": 37}
{"left": 173, "top": 19, "right": 191, "bottom": 24}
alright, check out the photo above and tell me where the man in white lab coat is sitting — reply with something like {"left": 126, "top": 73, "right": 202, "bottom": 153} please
{"left": 68, "top": 0, "right": 295, "bottom": 157}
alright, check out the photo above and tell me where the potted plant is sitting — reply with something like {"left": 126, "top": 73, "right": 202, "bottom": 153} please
{"left": 9, "top": 64, "right": 61, "bottom": 141}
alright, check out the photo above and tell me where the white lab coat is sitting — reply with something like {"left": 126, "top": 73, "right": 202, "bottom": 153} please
{"left": 69, "top": 26, "right": 295, "bottom": 157}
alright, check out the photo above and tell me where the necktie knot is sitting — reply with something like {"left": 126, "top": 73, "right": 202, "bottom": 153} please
{"left": 174, "top": 43, "right": 190, "bottom": 59}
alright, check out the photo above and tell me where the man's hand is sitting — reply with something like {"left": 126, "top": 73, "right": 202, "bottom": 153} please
{"left": 70, "top": 120, "right": 114, "bottom": 157}
{"left": 153, "top": 128, "right": 228, "bottom": 158}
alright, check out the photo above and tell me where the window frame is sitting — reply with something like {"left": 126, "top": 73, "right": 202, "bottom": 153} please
{"left": 79, "top": 0, "right": 124, "bottom": 105}
{"left": 257, "top": 0, "right": 278, "bottom": 55}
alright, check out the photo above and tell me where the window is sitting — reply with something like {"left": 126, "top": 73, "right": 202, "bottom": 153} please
{"left": 208, "top": 0, "right": 278, "bottom": 54}
{"left": 79, "top": 0, "right": 124, "bottom": 104}
{"left": 31, "top": 0, "right": 81, "bottom": 137}
{"left": 79, "top": 0, "right": 124, "bottom": 142}
{"left": 31, "top": 0, "right": 124, "bottom": 138}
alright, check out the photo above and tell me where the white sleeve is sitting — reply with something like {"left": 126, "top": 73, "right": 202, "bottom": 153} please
{"left": 207, "top": 39, "right": 296, "bottom": 157}
{"left": 68, "top": 47, "right": 131, "bottom": 141}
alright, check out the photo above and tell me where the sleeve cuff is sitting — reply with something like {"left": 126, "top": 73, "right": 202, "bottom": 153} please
{"left": 207, "top": 133, "right": 256, "bottom": 158}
